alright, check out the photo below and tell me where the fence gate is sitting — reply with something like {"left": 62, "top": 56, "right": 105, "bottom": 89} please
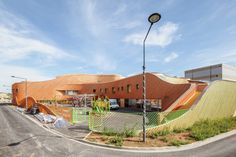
{"left": 71, "top": 94, "right": 95, "bottom": 124}
{"left": 71, "top": 107, "right": 89, "bottom": 124}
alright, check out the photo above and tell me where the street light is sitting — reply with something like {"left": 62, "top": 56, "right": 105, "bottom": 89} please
{"left": 142, "top": 13, "right": 161, "bottom": 142}
{"left": 11, "top": 76, "right": 28, "bottom": 110}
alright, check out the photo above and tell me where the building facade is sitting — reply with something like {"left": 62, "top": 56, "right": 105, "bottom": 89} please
{"left": 185, "top": 64, "right": 236, "bottom": 82}
{"left": 12, "top": 73, "right": 206, "bottom": 111}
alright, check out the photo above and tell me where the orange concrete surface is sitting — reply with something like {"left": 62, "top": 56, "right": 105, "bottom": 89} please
{"left": 13, "top": 95, "right": 56, "bottom": 116}
{"left": 12, "top": 73, "right": 206, "bottom": 112}
{"left": 47, "top": 105, "right": 72, "bottom": 122}
{"left": 168, "top": 83, "right": 207, "bottom": 111}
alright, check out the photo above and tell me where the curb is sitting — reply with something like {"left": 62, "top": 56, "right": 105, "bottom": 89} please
{"left": 81, "top": 129, "right": 236, "bottom": 152}
{"left": 10, "top": 106, "right": 236, "bottom": 152}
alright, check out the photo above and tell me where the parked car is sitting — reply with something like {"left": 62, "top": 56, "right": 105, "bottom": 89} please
{"left": 109, "top": 99, "right": 119, "bottom": 110}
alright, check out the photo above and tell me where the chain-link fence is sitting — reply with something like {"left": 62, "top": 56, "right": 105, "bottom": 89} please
{"left": 71, "top": 107, "right": 90, "bottom": 124}
{"left": 47, "top": 105, "right": 90, "bottom": 124}
{"left": 88, "top": 109, "right": 188, "bottom": 133}
{"left": 47, "top": 104, "right": 188, "bottom": 133}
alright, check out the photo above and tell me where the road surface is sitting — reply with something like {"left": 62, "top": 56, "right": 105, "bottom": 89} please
{"left": 0, "top": 105, "right": 236, "bottom": 157}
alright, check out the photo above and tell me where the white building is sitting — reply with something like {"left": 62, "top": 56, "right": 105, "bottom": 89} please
{"left": 0, "top": 92, "right": 11, "bottom": 103}
{"left": 185, "top": 64, "right": 236, "bottom": 82}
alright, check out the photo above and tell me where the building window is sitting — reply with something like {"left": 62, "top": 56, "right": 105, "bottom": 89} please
{"left": 216, "top": 75, "right": 218, "bottom": 77}
{"left": 136, "top": 84, "right": 139, "bottom": 90}
{"left": 100, "top": 88, "right": 103, "bottom": 93}
{"left": 65, "top": 90, "right": 78, "bottom": 96}
{"left": 112, "top": 87, "right": 115, "bottom": 94}
{"left": 16, "top": 88, "right": 18, "bottom": 93}
{"left": 93, "top": 89, "right": 96, "bottom": 93}
{"left": 105, "top": 88, "right": 108, "bottom": 93}
{"left": 127, "top": 84, "right": 131, "bottom": 93}
{"left": 121, "top": 86, "right": 124, "bottom": 91}
{"left": 117, "top": 87, "right": 120, "bottom": 92}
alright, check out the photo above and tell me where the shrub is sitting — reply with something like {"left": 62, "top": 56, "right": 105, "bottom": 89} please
{"left": 102, "top": 127, "right": 118, "bottom": 136}
{"left": 149, "top": 128, "right": 171, "bottom": 139}
{"left": 170, "top": 139, "right": 189, "bottom": 146}
{"left": 173, "top": 127, "right": 186, "bottom": 133}
{"left": 190, "top": 117, "right": 236, "bottom": 141}
{"left": 159, "top": 137, "right": 169, "bottom": 143}
{"left": 122, "top": 125, "right": 137, "bottom": 138}
{"left": 107, "top": 135, "right": 123, "bottom": 147}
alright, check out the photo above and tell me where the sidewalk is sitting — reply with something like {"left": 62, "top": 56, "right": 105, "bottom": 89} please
{"left": 14, "top": 106, "right": 91, "bottom": 141}
{"left": 51, "top": 122, "right": 90, "bottom": 140}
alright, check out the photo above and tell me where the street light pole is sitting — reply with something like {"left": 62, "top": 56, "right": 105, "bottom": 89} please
{"left": 142, "top": 13, "right": 161, "bottom": 142}
{"left": 11, "top": 76, "right": 28, "bottom": 110}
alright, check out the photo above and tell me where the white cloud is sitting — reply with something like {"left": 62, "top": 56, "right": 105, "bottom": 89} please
{"left": 90, "top": 54, "right": 117, "bottom": 71}
{"left": 79, "top": 0, "right": 108, "bottom": 38}
{"left": 113, "top": 20, "right": 142, "bottom": 29}
{"left": 164, "top": 52, "right": 179, "bottom": 63}
{"left": 0, "top": 8, "right": 71, "bottom": 65}
{"left": 0, "top": 27, "right": 68, "bottom": 63}
{"left": 113, "top": 3, "right": 127, "bottom": 16}
{"left": 124, "top": 22, "right": 179, "bottom": 47}
{"left": 195, "top": 47, "right": 236, "bottom": 65}
{"left": 0, "top": 6, "right": 72, "bottom": 93}
{"left": 0, "top": 64, "right": 52, "bottom": 93}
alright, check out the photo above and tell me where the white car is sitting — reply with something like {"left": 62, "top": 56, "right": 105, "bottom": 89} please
{"left": 109, "top": 99, "right": 119, "bottom": 110}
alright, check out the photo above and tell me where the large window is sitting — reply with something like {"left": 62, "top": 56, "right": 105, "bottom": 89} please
{"left": 65, "top": 90, "right": 78, "bottom": 96}
{"left": 112, "top": 87, "right": 115, "bottom": 94}
{"left": 136, "top": 84, "right": 139, "bottom": 90}
{"left": 127, "top": 84, "right": 131, "bottom": 93}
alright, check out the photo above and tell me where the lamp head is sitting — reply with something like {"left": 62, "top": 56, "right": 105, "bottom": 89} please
{"left": 148, "top": 13, "right": 161, "bottom": 24}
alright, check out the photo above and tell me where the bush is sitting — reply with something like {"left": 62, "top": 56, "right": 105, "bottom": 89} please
{"left": 149, "top": 128, "right": 171, "bottom": 139}
{"left": 190, "top": 117, "right": 236, "bottom": 141}
{"left": 122, "top": 125, "right": 137, "bottom": 138}
{"left": 107, "top": 135, "right": 123, "bottom": 147}
{"left": 159, "top": 137, "right": 169, "bottom": 143}
{"left": 102, "top": 127, "right": 118, "bottom": 136}
{"left": 170, "top": 139, "right": 189, "bottom": 146}
{"left": 173, "top": 127, "right": 186, "bottom": 133}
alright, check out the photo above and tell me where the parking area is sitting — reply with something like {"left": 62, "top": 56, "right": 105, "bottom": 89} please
{"left": 89, "top": 107, "right": 159, "bottom": 133}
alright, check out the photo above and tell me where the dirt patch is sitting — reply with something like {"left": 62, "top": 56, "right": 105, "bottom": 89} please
{"left": 86, "top": 132, "right": 195, "bottom": 147}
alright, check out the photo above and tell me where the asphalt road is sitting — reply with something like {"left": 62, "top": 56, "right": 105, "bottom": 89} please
{"left": 0, "top": 105, "right": 236, "bottom": 157}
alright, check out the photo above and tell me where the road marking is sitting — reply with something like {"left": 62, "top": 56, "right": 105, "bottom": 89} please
{"left": 32, "top": 136, "right": 42, "bottom": 149}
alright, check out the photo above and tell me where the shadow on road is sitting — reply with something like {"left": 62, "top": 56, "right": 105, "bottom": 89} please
{"left": 0, "top": 103, "right": 12, "bottom": 106}
{"left": 3, "top": 134, "right": 62, "bottom": 148}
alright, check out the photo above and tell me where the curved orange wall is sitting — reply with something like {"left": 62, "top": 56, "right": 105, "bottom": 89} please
{"left": 12, "top": 73, "right": 195, "bottom": 111}
{"left": 12, "top": 74, "right": 122, "bottom": 101}
{"left": 78, "top": 73, "right": 191, "bottom": 110}
{"left": 13, "top": 95, "right": 56, "bottom": 116}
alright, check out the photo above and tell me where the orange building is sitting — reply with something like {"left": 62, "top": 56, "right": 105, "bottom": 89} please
{"left": 12, "top": 73, "right": 206, "bottom": 111}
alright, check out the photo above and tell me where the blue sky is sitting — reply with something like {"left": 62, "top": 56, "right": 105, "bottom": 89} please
{"left": 1, "top": 0, "right": 236, "bottom": 92}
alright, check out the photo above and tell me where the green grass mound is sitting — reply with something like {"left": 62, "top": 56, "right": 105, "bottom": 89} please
{"left": 162, "top": 109, "right": 188, "bottom": 124}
